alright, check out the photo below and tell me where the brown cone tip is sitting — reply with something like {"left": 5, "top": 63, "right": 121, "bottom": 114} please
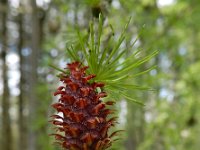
{"left": 50, "top": 61, "right": 118, "bottom": 150}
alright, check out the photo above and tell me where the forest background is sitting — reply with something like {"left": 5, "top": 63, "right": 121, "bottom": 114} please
{"left": 0, "top": 0, "right": 200, "bottom": 150}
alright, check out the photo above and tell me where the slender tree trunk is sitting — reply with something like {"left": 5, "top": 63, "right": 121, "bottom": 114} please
{"left": 17, "top": 5, "right": 27, "bottom": 150}
{"left": 28, "top": 0, "right": 40, "bottom": 150}
{"left": 1, "top": 0, "right": 12, "bottom": 149}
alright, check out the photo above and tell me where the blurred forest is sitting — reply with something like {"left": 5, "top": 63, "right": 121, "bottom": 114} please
{"left": 0, "top": 0, "right": 200, "bottom": 150}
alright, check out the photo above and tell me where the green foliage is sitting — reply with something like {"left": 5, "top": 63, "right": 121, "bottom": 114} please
{"left": 65, "top": 14, "right": 157, "bottom": 105}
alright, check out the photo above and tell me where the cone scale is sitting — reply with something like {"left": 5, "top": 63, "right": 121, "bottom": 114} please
{"left": 50, "top": 62, "right": 117, "bottom": 150}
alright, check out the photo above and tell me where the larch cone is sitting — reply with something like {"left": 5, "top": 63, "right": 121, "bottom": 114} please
{"left": 50, "top": 62, "right": 118, "bottom": 150}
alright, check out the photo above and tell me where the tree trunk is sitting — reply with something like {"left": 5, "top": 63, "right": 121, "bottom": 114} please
{"left": 17, "top": 5, "right": 27, "bottom": 150}
{"left": 28, "top": 0, "right": 40, "bottom": 150}
{"left": 1, "top": 0, "right": 12, "bottom": 149}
